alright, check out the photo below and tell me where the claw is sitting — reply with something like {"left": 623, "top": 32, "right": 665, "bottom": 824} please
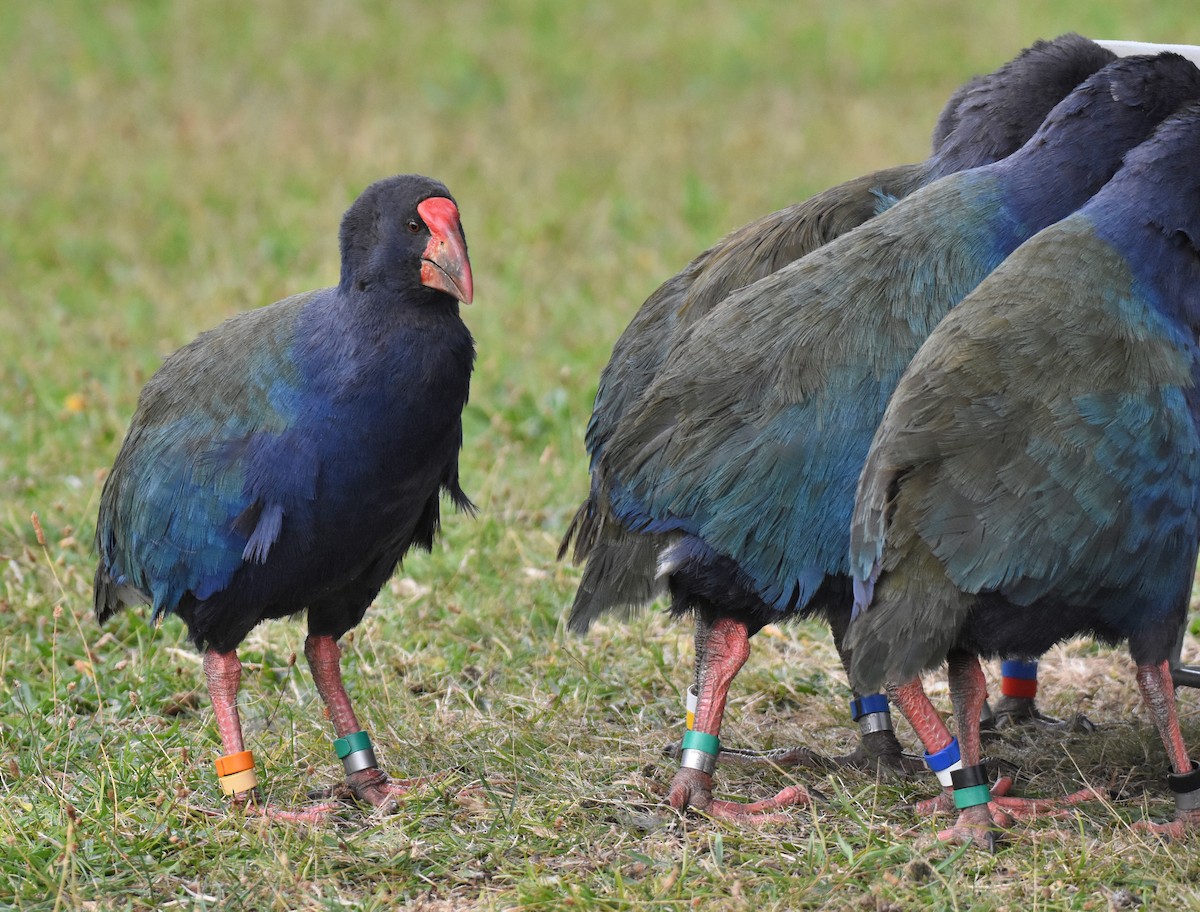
{"left": 665, "top": 766, "right": 810, "bottom": 823}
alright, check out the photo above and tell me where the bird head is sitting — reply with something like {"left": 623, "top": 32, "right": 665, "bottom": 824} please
{"left": 338, "top": 174, "right": 474, "bottom": 305}
{"left": 933, "top": 34, "right": 1116, "bottom": 173}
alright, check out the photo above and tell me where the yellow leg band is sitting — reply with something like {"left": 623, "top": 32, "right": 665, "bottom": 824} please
{"left": 219, "top": 767, "right": 259, "bottom": 797}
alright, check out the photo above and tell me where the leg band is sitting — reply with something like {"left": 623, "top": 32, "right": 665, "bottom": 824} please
{"left": 1169, "top": 760, "right": 1200, "bottom": 812}
{"left": 334, "top": 730, "right": 379, "bottom": 776}
{"left": 215, "top": 749, "right": 254, "bottom": 778}
{"left": 215, "top": 750, "right": 257, "bottom": 795}
{"left": 679, "top": 729, "right": 720, "bottom": 775}
{"left": 850, "top": 693, "right": 893, "bottom": 736}
{"left": 1000, "top": 659, "right": 1038, "bottom": 698}
{"left": 924, "top": 737, "right": 963, "bottom": 788}
{"left": 214, "top": 749, "right": 259, "bottom": 798}
{"left": 950, "top": 763, "right": 991, "bottom": 809}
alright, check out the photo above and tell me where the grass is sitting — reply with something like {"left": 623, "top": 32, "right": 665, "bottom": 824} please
{"left": 4, "top": 1, "right": 1200, "bottom": 909}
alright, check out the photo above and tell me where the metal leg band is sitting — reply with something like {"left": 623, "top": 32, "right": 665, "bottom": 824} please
{"left": 679, "top": 747, "right": 718, "bottom": 776}
{"left": 1169, "top": 760, "right": 1200, "bottom": 811}
{"left": 341, "top": 747, "right": 379, "bottom": 776}
{"left": 857, "top": 711, "right": 894, "bottom": 736}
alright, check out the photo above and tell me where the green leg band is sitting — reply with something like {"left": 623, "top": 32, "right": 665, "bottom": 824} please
{"left": 334, "top": 730, "right": 373, "bottom": 759}
{"left": 680, "top": 730, "right": 720, "bottom": 756}
{"left": 953, "top": 784, "right": 992, "bottom": 809}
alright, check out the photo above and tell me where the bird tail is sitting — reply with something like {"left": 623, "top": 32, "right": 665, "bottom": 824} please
{"left": 565, "top": 521, "right": 669, "bottom": 633}
{"left": 93, "top": 564, "right": 133, "bottom": 625}
{"left": 845, "top": 541, "right": 976, "bottom": 695}
{"left": 557, "top": 498, "right": 596, "bottom": 564}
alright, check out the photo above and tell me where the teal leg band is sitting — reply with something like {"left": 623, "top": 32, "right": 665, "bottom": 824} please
{"left": 950, "top": 763, "right": 991, "bottom": 809}
{"left": 952, "top": 784, "right": 992, "bottom": 810}
{"left": 334, "top": 730, "right": 373, "bottom": 758}
{"left": 681, "top": 730, "right": 720, "bottom": 755}
{"left": 679, "top": 729, "right": 720, "bottom": 776}
{"left": 334, "top": 730, "right": 378, "bottom": 775}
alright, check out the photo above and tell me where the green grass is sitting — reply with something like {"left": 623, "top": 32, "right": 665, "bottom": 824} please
{"left": 4, "top": 1, "right": 1200, "bottom": 909}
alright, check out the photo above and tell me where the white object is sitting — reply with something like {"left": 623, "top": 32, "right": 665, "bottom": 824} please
{"left": 1094, "top": 39, "right": 1200, "bottom": 68}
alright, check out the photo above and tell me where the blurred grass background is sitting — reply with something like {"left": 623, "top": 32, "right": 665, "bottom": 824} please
{"left": 3, "top": 1, "right": 1200, "bottom": 909}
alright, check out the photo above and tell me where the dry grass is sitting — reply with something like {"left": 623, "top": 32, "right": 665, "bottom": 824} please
{"left": 5, "top": 2, "right": 1200, "bottom": 910}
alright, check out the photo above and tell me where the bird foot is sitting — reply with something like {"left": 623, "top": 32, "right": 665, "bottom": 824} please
{"left": 914, "top": 775, "right": 1015, "bottom": 817}
{"left": 836, "top": 729, "right": 926, "bottom": 776}
{"left": 1134, "top": 806, "right": 1200, "bottom": 839}
{"left": 935, "top": 803, "right": 1009, "bottom": 851}
{"left": 308, "top": 768, "right": 451, "bottom": 814}
{"left": 987, "top": 696, "right": 1095, "bottom": 733}
{"left": 990, "top": 785, "right": 1106, "bottom": 821}
{"left": 184, "top": 789, "right": 346, "bottom": 824}
{"left": 239, "top": 795, "right": 345, "bottom": 824}
{"left": 915, "top": 776, "right": 1103, "bottom": 822}
{"left": 668, "top": 730, "right": 921, "bottom": 777}
{"left": 665, "top": 766, "right": 811, "bottom": 823}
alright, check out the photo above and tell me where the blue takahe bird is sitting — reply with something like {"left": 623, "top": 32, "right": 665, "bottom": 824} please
{"left": 847, "top": 103, "right": 1200, "bottom": 846}
{"left": 94, "top": 174, "right": 475, "bottom": 821}
{"left": 592, "top": 53, "right": 1200, "bottom": 820}
{"left": 562, "top": 34, "right": 1117, "bottom": 785}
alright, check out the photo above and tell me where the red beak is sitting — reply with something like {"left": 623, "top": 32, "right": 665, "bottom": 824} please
{"left": 417, "top": 197, "right": 474, "bottom": 304}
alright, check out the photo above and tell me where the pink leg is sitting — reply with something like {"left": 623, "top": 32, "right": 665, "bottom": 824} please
{"left": 953, "top": 654, "right": 1102, "bottom": 824}
{"left": 305, "top": 635, "right": 444, "bottom": 810}
{"left": 892, "top": 665, "right": 1100, "bottom": 845}
{"left": 942, "top": 655, "right": 1007, "bottom": 847}
{"left": 205, "top": 649, "right": 246, "bottom": 755}
{"left": 1135, "top": 660, "right": 1200, "bottom": 838}
{"left": 888, "top": 676, "right": 1017, "bottom": 820}
{"left": 666, "top": 617, "right": 810, "bottom": 821}
{"left": 888, "top": 677, "right": 953, "bottom": 755}
{"left": 202, "top": 649, "right": 338, "bottom": 823}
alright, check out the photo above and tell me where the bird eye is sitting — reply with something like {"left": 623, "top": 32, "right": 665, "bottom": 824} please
{"left": 407, "top": 219, "right": 422, "bottom": 234}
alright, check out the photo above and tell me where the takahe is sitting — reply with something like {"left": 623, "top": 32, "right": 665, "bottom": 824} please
{"left": 595, "top": 54, "right": 1200, "bottom": 820}
{"left": 848, "top": 103, "right": 1200, "bottom": 846}
{"left": 562, "top": 32, "right": 1116, "bottom": 785}
{"left": 94, "top": 174, "right": 475, "bottom": 821}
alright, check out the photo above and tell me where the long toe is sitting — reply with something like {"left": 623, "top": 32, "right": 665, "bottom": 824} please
{"left": 666, "top": 766, "right": 810, "bottom": 823}
{"left": 991, "top": 696, "right": 1095, "bottom": 733}
{"left": 242, "top": 800, "right": 346, "bottom": 824}
{"left": 915, "top": 776, "right": 1015, "bottom": 817}
{"left": 936, "top": 803, "right": 1006, "bottom": 850}
{"left": 345, "top": 767, "right": 450, "bottom": 812}
{"left": 1134, "top": 806, "right": 1200, "bottom": 839}
{"left": 705, "top": 785, "right": 812, "bottom": 823}
{"left": 990, "top": 785, "right": 1107, "bottom": 821}
{"left": 218, "top": 790, "right": 346, "bottom": 824}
